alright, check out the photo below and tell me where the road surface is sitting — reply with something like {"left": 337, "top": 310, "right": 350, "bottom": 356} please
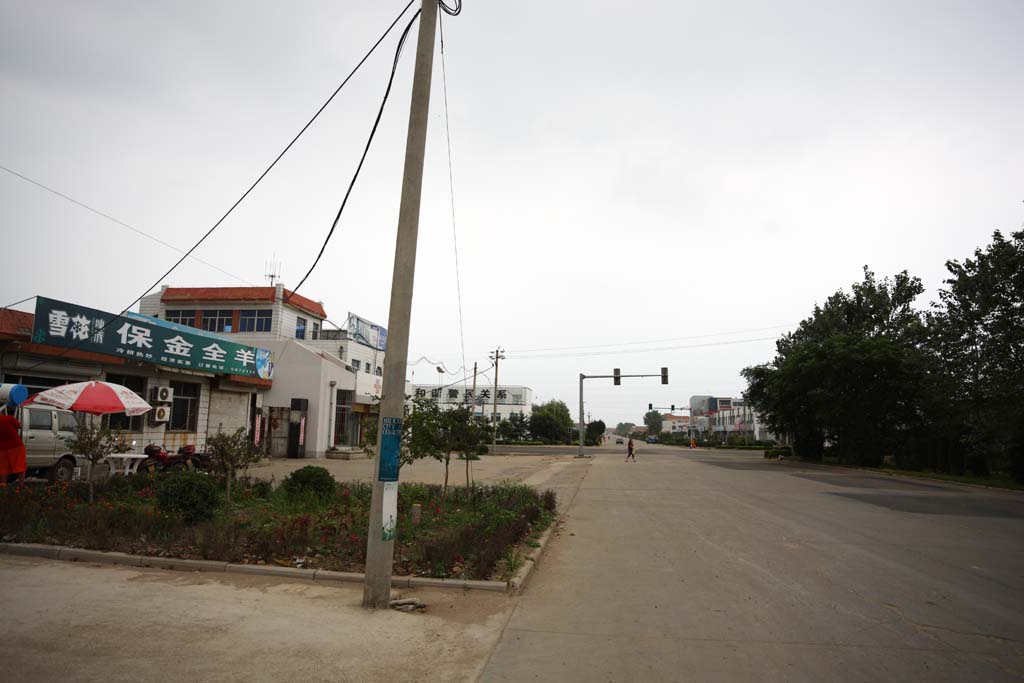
{"left": 481, "top": 445, "right": 1024, "bottom": 681}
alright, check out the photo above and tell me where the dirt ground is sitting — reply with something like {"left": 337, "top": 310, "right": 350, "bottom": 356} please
{"left": 255, "top": 453, "right": 575, "bottom": 490}
{"left": 0, "top": 554, "right": 514, "bottom": 683}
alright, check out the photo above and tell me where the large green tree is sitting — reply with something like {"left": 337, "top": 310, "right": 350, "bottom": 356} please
{"left": 927, "top": 230, "right": 1024, "bottom": 479}
{"left": 615, "top": 422, "right": 636, "bottom": 436}
{"left": 643, "top": 410, "right": 663, "bottom": 436}
{"left": 529, "top": 400, "right": 574, "bottom": 443}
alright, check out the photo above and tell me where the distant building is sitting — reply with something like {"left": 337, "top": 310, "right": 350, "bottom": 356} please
{"left": 409, "top": 384, "right": 532, "bottom": 422}
{"left": 661, "top": 414, "right": 690, "bottom": 434}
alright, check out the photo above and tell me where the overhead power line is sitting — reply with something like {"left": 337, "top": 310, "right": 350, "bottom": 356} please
{"left": 509, "top": 335, "right": 781, "bottom": 361}
{"left": 288, "top": 6, "right": 420, "bottom": 299}
{"left": 507, "top": 324, "right": 795, "bottom": 354}
{"left": 0, "top": 164, "right": 254, "bottom": 285}
{"left": 439, "top": 14, "right": 468, "bottom": 389}
{"left": 15, "top": 1, "right": 418, "bottom": 371}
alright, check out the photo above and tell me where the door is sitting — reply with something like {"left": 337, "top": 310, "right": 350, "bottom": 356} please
{"left": 22, "top": 407, "right": 57, "bottom": 468}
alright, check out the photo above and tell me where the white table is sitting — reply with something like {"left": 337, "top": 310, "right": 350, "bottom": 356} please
{"left": 103, "top": 453, "right": 149, "bottom": 476}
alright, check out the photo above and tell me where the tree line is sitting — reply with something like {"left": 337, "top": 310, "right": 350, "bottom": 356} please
{"left": 743, "top": 230, "right": 1023, "bottom": 482}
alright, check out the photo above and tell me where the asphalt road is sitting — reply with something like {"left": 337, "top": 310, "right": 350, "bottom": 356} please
{"left": 481, "top": 445, "right": 1024, "bottom": 682}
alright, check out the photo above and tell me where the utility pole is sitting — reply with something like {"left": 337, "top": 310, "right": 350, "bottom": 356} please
{"left": 468, "top": 361, "right": 477, "bottom": 490}
{"left": 363, "top": 0, "right": 437, "bottom": 610}
{"left": 489, "top": 347, "right": 504, "bottom": 452}
{"left": 578, "top": 373, "right": 585, "bottom": 458}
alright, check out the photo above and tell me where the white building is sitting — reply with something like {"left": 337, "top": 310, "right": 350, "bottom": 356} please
{"left": 140, "top": 284, "right": 392, "bottom": 459}
{"left": 661, "top": 414, "right": 690, "bottom": 434}
{"left": 409, "top": 384, "right": 533, "bottom": 422}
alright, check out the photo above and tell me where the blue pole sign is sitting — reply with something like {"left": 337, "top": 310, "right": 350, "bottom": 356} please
{"left": 378, "top": 416, "right": 402, "bottom": 482}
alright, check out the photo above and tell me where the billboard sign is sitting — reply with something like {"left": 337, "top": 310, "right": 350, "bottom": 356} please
{"left": 32, "top": 296, "right": 273, "bottom": 379}
{"left": 346, "top": 313, "right": 387, "bottom": 351}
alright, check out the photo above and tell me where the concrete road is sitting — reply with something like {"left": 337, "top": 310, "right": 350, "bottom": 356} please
{"left": 481, "top": 446, "right": 1024, "bottom": 682}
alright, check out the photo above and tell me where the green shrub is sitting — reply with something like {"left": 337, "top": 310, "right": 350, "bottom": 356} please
{"left": 155, "top": 471, "right": 221, "bottom": 523}
{"left": 541, "top": 489, "right": 557, "bottom": 512}
{"left": 763, "top": 447, "right": 792, "bottom": 459}
{"left": 282, "top": 466, "right": 336, "bottom": 501}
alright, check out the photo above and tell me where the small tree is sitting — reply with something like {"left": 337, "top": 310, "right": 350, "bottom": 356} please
{"left": 207, "top": 427, "right": 260, "bottom": 499}
{"left": 508, "top": 412, "right": 530, "bottom": 441}
{"left": 64, "top": 421, "right": 120, "bottom": 503}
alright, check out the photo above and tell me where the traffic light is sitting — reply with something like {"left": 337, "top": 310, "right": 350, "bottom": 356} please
{"left": 613, "top": 368, "right": 621, "bottom": 386}
{"left": 671, "top": 404, "right": 675, "bottom": 412}
{"left": 661, "top": 367, "right": 669, "bottom": 384}
{"left": 648, "top": 403, "right": 653, "bottom": 411}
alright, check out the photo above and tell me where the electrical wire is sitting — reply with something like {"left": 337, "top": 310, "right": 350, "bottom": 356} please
{"left": 14, "top": 1, "right": 418, "bottom": 372}
{"left": 438, "top": 14, "right": 469, "bottom": 390}
{"left": 507, "top": 324, "right": 795, "bottom": 354}
{"left": 2, "top": 296, "right": 36, "bottom": 310}
{"left": 439, "top": 0, "right": 463, "bottom": 16}
{"left": 288, "top": 8, "right": 420, "bottom": 299}
{"left": 509, "top": 335, "right": 781, "bottom": 361}
{"left": 0, "top": 164, "right": 255, "bottom": 285}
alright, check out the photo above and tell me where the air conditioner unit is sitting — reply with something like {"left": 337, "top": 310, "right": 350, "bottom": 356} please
{"left": 150, "top": 386, "right": 174, "bottom": 404}
{"left": 151, "top": 405, "right": 171, "bottom": 423}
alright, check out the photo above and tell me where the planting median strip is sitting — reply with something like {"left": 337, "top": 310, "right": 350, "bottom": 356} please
{"left": 0, "top": 542, "right": 512, "bottom": 593}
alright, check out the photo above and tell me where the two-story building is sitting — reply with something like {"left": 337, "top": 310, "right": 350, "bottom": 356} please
{"left": 409, "top": 383, "right": 533, "bottom": 422}
{"left": 140, "top": 284, "right": 391, "bottom": 459}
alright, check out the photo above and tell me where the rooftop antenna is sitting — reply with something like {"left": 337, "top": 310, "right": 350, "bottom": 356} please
{"left": 265, "top": 257, "right": 281, "bottom": 286}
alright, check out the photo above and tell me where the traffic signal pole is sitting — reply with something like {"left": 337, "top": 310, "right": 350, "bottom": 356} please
{"left": 363, "top": 0, "right": 438, "bottom": 610}
{"left": 577, "top": 368, "right": 668, "bottom": 458}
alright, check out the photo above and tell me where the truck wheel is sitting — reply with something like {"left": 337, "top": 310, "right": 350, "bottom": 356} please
{"left": 48, "top": 457, "right": 77, "bottom": 483}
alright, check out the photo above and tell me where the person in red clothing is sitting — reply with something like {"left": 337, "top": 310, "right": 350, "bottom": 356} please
{"left": 0, "top": 413, "right": 27, "bottom": 485}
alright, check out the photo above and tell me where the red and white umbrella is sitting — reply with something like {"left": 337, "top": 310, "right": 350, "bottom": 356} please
{"left": 24, "top": 381, "right": 152, "bottom": 416}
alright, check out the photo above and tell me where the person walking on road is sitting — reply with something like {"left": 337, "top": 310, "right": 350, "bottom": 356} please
{"left": 626, "top": 437, "right": 635, "bottom": 462}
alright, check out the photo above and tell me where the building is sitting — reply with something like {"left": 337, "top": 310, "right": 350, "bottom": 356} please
{"left": 1, "top": 297, "right": 271, "bottom": 452}
{"left": 409, "top": 384, "right": 533, "bottom": 422}
{"left": 140, "top": 284, "right": 393, "bottom": 458}
{"left": 661, "top": 414, "right": 690, "bottom": 434}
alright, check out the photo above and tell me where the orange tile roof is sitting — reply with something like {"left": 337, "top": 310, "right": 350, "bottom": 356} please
{"left": 162, "top": 287, "right": 326, "bottom": 319}
{"left": 0, "top": 309, "right": 34, "bottom": 339}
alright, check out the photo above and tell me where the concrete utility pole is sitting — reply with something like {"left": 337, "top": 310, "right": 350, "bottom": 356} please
{"left": 489, "top": 347, "right": 504, "bottom": 451}
{"left": 363, "top": 0, "right": 437, "bottom": 610}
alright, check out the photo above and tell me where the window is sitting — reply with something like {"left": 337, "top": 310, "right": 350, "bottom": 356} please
{"left": 375, "top": 366, "right": 382, "bottom": 376}
{"left": 238, "top": 309, "right": 273, "bottom": 332}
{"left": 351, "top": 359, "right": 361, "bottom": 372}
{"left": 295, "top": 316, "right": 307, "bottom": 340}
{"left": 311, "top": 322, "right": 320, "bottom": 340}
{"left": 57, "top": 412, "right": 78, "bottom": 432}
{"left": 165, "top": 310, "right": 197, "bottom": 327}
{"left": 201, "top": 309, "right": 234, "bottom": 333}
{"left": 365, "top": 363, "right": 371, "bottom": 374}
{"left": 169, "top": 381, "right": 200, "bottom": 432}
{"left": 105, "top": 374, "right": 146, "bottom": 431}
{"left": 28, "top": 409, "right": 53, "bottom": 430}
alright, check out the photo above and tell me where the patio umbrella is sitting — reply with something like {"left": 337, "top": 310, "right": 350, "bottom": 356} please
{"left": 24, "top": 381, "right": 152, "bottom": 416}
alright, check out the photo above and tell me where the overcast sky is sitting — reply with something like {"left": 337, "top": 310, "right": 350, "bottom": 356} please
{"left": 2, "top": 0, "right": 1022, "bottom": 426}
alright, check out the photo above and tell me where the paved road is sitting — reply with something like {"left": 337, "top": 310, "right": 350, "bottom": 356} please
{"left": 481, "top": 446, "right": 1024, "bottom": 682}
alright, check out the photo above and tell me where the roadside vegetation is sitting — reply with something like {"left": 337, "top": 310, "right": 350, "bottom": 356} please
{"left": 743, "top": 230, "right": 1024, "bottom": 484}
{"left": 0, "top": 468, "right": 556, "bottom": 580}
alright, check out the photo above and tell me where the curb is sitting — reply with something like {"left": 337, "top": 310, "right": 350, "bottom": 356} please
{"left": 777, "top": 458, "right": 1024, "bottom": 494}
{"left": 507, "top": 520, "right": 556, "bottom": 594}
{"left": 0, "top": 543, "right": 511, "bottom": 593}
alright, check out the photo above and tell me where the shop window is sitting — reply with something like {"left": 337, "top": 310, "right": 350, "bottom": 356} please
{"left": 165, "top": 310, "right": 197, "bottom": 327}
{"left": 169, "top": 381, "right": 200, "bottom": 432}
{"left": 104, "top": 374, "right": 146, "bottom": 431}
{"left": 238, "top": 309, "right": 272, "bottom": 332}
{"left": 295, "top": 316, "right": 307, "bottom": 340}
{"left": 201, "top": 309, "right": 234, "bottom": 333}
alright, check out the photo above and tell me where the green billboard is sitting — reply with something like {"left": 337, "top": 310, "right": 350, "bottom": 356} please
{"left": 32, "top": 296, "right": 273, "bottom": 379}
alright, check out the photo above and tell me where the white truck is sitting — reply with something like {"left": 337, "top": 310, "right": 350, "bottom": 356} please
{"left": 15, "top": 403, "right": 93, "bottom": 482}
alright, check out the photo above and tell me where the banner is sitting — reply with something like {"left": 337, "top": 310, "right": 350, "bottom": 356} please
{"left": 346, "top": 313, "right": 387, "bottom": 351}
{"left": 32, "top": 296, "right": 273, "bottom": 379}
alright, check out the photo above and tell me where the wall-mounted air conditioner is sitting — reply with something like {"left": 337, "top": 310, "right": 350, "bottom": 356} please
{"left": 150, "top": 386, "right": 174, "bottom": 404}
{"left": 150, "top": 405, "right": 171, "bottom": 423}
